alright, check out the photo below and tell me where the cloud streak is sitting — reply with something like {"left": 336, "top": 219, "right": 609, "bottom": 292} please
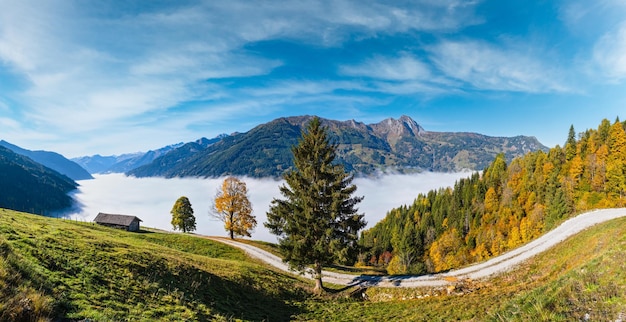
{"left": 340, "top": 54, "right": 432, "bottom": 81}
{"left": 593, "top": 23, "right": 626, "bottom": 82}
{"left": 428, "top": 40, "right": 571, "bottom": 93}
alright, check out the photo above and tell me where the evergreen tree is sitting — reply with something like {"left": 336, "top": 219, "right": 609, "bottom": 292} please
{"left": 566, "top": 124, "right": 577, "bottom": 161}
{"left": 388, "top": 220, "right": 424, "bottom": 274}
{"left": 265, "top": 117, "right": 366, "bottom": 294}
{"left": 211, "top": 176, "right": 256, "bottom": 239}
{"left": 171, "top": 196, "right": 196, "bottom": 233}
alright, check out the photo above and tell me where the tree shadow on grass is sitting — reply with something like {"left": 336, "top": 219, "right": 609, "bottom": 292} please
{"left": 348, "top": 273, "right": 443, "bottom": 288}
{"left": 124, "top": 254, "right": 308, "bottom": 321}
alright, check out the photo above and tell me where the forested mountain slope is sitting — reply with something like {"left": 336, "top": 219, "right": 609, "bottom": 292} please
{"left": 129, "top": 115, "right": 546, "bottom": 178}
{"left": 361, "top": 118, "right": 626, "bottom": 275}
{"left": 0, "top": 146, "right": 77, "bottom": 214}
{"left": 0, "top": 140, "right": 92, "bottom": 181}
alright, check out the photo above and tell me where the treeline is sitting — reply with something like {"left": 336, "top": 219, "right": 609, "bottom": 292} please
{"left": 360, "top": 118, "right": 626, "bottom": 275}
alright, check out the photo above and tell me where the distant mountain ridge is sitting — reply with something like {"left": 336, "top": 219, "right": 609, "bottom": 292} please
{"left": 0, "top": 145, "right": 77, "bottom": 214}
{"left": 72, "top": 137, "right": 223, "bottom": 174}
{"left": 0, "top": 140, "right": 92, "bottom": 181}
{"left": 129, "top": 115, "right": 547, "bottom": 178}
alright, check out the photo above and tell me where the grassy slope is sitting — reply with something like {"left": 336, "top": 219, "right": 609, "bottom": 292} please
{"left": 2, "top": 208, "right": 624, "bottom": 321}
{"left": 298, "top": 217, "right": 626, "bottom": 321}
{"left": 0, "top": 209, "right": 310, "bottom": 321}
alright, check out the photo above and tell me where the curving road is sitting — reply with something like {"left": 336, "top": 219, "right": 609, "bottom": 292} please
{"left": 208, "top": 208, "right": 626, "bottom": 288}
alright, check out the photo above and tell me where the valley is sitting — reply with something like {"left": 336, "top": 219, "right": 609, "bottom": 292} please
{"left": 67, "top": 172, "right": 470, "bottom": 242}
{"left": 2, "top": 1, "right": 626, "bottom": 320}
{"left": 0, "top": 116, "right": 624, "bottom": 321}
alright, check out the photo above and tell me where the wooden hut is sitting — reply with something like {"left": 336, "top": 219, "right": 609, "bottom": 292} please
{"left": 94, "top": 213, "right": 142, "bottom": 232}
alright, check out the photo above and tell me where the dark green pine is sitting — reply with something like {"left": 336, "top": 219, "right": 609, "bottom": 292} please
{"left": 265, "top": 117, "right": 366, "bottom": 293}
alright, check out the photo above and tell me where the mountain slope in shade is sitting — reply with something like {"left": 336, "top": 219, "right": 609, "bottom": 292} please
{"left": 129, "top": 115, "right": 548, "bottom": 178}
{"left": 0, "top": 146, "right": 77, "bottom": 214}
{"left": 0, "top": 140, "right": 93, "bottom": 181}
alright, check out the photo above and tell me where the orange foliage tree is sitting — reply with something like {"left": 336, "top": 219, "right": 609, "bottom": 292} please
{"left": 211, "top": 176, "right": 256, "bottom": 239}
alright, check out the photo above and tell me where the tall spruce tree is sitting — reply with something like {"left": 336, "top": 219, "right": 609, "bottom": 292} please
{"left": 265, "top": 117, "right": 366, "bottom": 293}
{"left": 566, "top": 124, "right": 577, "bottom": 161}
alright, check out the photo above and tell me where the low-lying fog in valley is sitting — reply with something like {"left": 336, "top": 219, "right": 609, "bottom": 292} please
{"left": 68, "top": 172, "right": 471, "bottom": 242}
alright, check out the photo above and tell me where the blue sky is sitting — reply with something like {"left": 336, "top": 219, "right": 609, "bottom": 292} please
{"left": 1, "top": 0, "right": 625, "bottom": 157}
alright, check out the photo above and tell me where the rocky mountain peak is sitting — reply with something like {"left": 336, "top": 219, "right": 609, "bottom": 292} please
{"left": 371, "top": 115, "right": 424, "bottom": 138}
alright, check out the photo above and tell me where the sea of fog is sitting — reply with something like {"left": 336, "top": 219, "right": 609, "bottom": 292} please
{"left": 67, "top": 172, "right": 471, "bottom": 242}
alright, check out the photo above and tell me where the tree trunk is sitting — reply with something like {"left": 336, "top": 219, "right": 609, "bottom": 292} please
{"left": 313, "top": 262, "right": 324, "bottom": 294}
{"left": 229, "top": 212, "right": 235, "bottom": 239}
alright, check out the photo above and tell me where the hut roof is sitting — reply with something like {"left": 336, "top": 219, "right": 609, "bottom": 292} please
{"left": 94, "top": 213, "right": 142, "bottom": 226}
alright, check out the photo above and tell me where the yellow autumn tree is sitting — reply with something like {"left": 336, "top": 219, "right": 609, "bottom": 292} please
{"left": 429, "top": 228, "right": 464, "bottom": 272}
{"left": 606, "top": 122, "right": 626, "bottom": 203}
{"left": 484, "top": 187, "right": 498, "bottom": 213}
{"left": 211, "top": 176, "right": 256, "bottom": 239}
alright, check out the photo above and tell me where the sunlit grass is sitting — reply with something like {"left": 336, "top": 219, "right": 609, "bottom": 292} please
{"left": 0, "top": 209, "right": 311, "bottom": 321}
{"left": 2, "top": 208, "right": 624, "bottom": 321}
{"left": 295, "top": 217, "right": 626, "bottom": 321}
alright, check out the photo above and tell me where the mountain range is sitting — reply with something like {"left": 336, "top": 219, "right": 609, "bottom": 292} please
{"left": 128, "top": 115, "right": 548, "bottom": 178}
{"left": 0, "top": 140, "right": 92, "bottom": 181}
{"left": 72, "top": 141, "right": 187, "bottom": 174}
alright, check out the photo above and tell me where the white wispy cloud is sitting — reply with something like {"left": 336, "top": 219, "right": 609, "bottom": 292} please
{"left": 0, "top": 117, "right": 21, "bottom": 130}
{"left": 428, "top": 40, "right": 571, "bottom": 93}
{"left": 340, "top": 54, "right": 432, "bottom": 81}
{"left": 558, "top": 0, "right": 626, "bottom": 83}
{"left": 593, "top": 23, "right": 626, "bottom": 82}
{"left": 0, "top": 0, "right": 482, "bottom": 156}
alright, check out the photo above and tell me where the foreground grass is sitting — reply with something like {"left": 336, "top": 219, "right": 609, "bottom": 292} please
{"left": 2, "top": 208, "right": 624, "bottom": 321}
{"left": 296, "top": 217, "right": 626, "bottom": 321}
{"left": 0, "top": 209, "right": 310, "bottom": 321}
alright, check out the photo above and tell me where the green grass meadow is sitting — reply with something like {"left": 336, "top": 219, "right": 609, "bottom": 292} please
{"left": 0, "top": 209, "right": 309, "bottom": 321}
{"left": 1, "top": 208, "right": 624, "bottom": 321}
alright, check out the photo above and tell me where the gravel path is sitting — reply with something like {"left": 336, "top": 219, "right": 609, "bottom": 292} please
{"left": 208, "top": 208, "right": 626, "bottom": 288}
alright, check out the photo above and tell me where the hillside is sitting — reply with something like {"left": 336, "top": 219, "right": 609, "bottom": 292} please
{"left": 129, "top": 115, "right": 546, "bottom": 178}
{"left": 0, "top": 146, "right": 77, "bottom": 215}
{"left": 0, "top": 140, "right": 92, "bottom": 181}
{"left": 214, "top": 209, "right": 626, "bottom": 287}
{"left": 0, "top": 209, "right": 310, "bottom": 321}
{"left": 360, "top": 118, "right": 626, "bottom": 275}
{"left": 1, "top": 209, "right": 624, "bottom": 321}
{"left": 301, "top": 216, "right": 626, "bottom": 321}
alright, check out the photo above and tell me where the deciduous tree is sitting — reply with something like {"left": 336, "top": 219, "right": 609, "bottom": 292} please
{"left": 171, "top": 196, "right": 196, "bottom": 233}
{"left": 211, "top": 176, "right": 256, "bottom": 239}
{"left": 265, "top": 117, "right": 366, "bottom": 294}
